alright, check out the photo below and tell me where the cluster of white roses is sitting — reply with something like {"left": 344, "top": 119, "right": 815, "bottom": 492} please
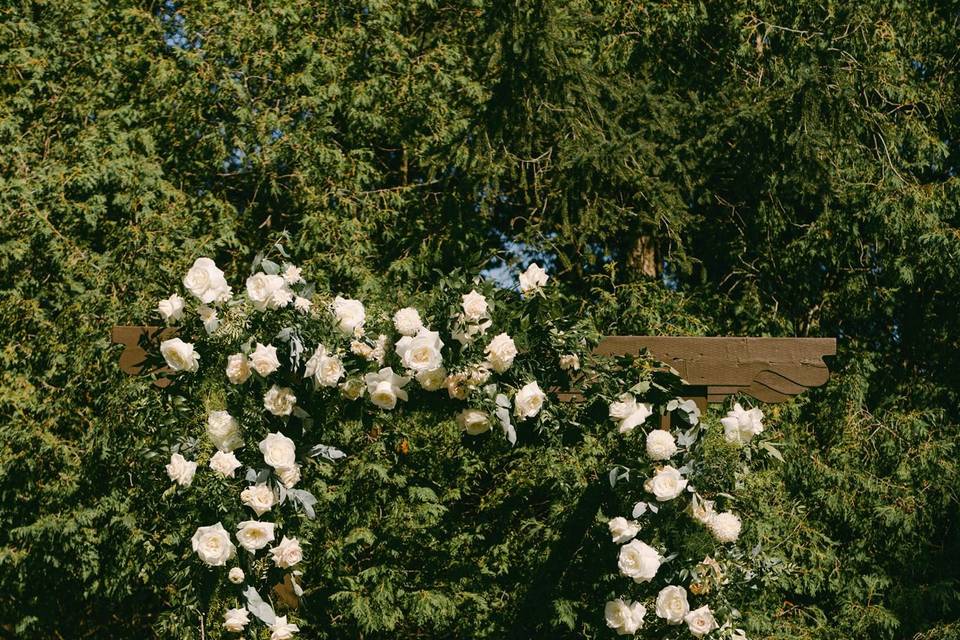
{"left": 603, "top": 398, "right": 765, "bottom": 637}
{"left": 155, "top": 257, "right": 555, "bottom": 637}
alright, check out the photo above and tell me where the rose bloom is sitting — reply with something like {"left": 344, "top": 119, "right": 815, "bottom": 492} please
{"left": 456, "top": 409, "right": 491, "bottom": 436}
{"left": 191, "top": 522, "right": 236, "bottom": 566}
{"left": 197, "top": 304, "right": 219, "bottom": 334}
{"left": 241, "top": 484, "right": 275, "bottom": 517}
{"left": 303, "top": 344, "right": 344, "bottom": 387}
{"left": 685, "top": 606, "right": 719, "bottom": 638}
{"left": 282, "top": 264, "right": 302, "bottom": 284}
{"left": 518, "top": 262, "right": 549, "bottom": 295}
{"left": 165, "top": 452, "right": 197, "bottom": 486}
{"left": 340, "top": 377, "right": 365, "bottom": 400}
{"left": 709, "top": 512, "right": 742, "bottom": 543}
{"left": 645, "top": 429, "right": 677, "bottom": 461}
{"left": 416, "top": 366, "right": 446, "bottom": 391}
{"left": 270, "top": 536, "right": 303, "bottom": 568}
{"left": 209, "top": 450, "right": 242, "bottom": 477}
{"left": 269, "top": 616, "right": 300, "bottom": 640}
{"left": 559, "top": 353, "right": 580, "bottom": 371}
{"left": 249, "top": 342, "right": 281, "bottom": 376}
{"left": 514, "top": 381, "right": 546, "bottom": 419}
{"left": 392, "top": 307, "right": 423, "bottom": 336}
{"left": 246, "top": 272, "right": 286, "bottom": 311}
{"left": 160, "top": 338, "right": 199, "bottom": 372}
{"left": 332, "top": 296, "right": 366, "bottom": 334}
{"left": 604, "top": 598, "right": 646, "bottom": 636}
{"left": 236, "top": 520, "right": 276, "bottom": 552}
{"left": 259, "top": 432, "right": 296, "bottom": 469}
{"left": 223, "top": 607, "right": 250, "bottom": 633}
{"left": 228, "top": 567, "right": 245, "bottom": 584}
{"left": 461, "top": 290, "right": 489, "bottom": 322}
{"left": 207, "top": 410, "right": 243, "bottom": 452}
{"left": 721, "top": 402, "right": 765, "bottom": 445}
{"left": 183, "top": 257, "right": 232, "bottom": 304}
{"left": 225, "top": 353, "right": 252, "bottom": 384}
{"left": 689, "top": 494, "right": 717, "bottom": 525}
{"left": 644, "top": 465, "right": 688, "bottom": 501}
{"left": 396, "top": 328, "right": 444, "bottom": 373}
{"left": 608, "top": 516, "right": 640, "bottom": 544}
{"left": 608, "top": 394, "right": 652, "bottom": 434}
{"left": 263, "top": 385, "right": 297, "bottom": 416}
{"left": 276, "top": 464, "right": 301, "bottom": 489}
{"left": 157, "top": 293, "right": 184, "bottom": 322}
{"left": 484, "top": 333, "right": 517, "bottom": 373}
{"left": 363, "top": 367, "right": 410, "bottom": 410}
{"left": 655, "top": 585, "right": 689, "bottom": 624}
{"left": 618, "top": 539, "right": 661, "bottom": 583}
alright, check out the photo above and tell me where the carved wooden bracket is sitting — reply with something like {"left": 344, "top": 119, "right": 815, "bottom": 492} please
{"left": 111, "top": 327, "right": 835, "bottom": 413}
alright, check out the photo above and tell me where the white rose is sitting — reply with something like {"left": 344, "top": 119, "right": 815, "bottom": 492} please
{"left": 416, "top": 367, "right": 446, "bottom": 391}
{"left": 689, "top": 494, "right": 716, "bottom": 525}
{"left": 340, "top": 377, "right": 365, "bottom": 400}
{"left": 684, "top": 606, "right": 719, "bottom": 638}
{"left": 514, "top": 381, "right": 546, "bottom": 419}
{"left": 304, "top": 344, "right": 344, "bottom": 387}
{"left": 518, "top": 262, "right": 549, "bottom": 296}
{"left": 157, "top": 293, "right": 185, "bottom": 322}
{"left": 457, "top": 409, "right": 491, "bottom": 436}
{"left": 165, "top": 453, "right": 197, "bottom": 486}
{"left": 228, "top": 567, "right": 245, "bottom": 584}
{"left": 604, "top": 598, "right": 646, "bottom": 635}
{"left": 209, "top": 450, "right": 242, "bottom": 477}
{"left": 332, "top": 296, "right": 365, "bottom": 334}
{"left": 197, "top": 304, "right": 219, "bottom": 334}
{"left": 259, "top": 432, "right": 296, "bottom": 469}
{"left": 294, "top": 296, "right": 312, "bottom": 313}
{"left": 392, "top": 307, "right": 423, "bottom": 336}
{"left": 644, "top": 465, "right": 688, "bottom": 501}
{"left": 241, "top": 484, "right": 275, "bottom": 516}
{"left": 617, "top": 539, "right": 661, "bottom": 583}
{"left": 276, "top": 464, "right": 301, "bottom": 489}
{"left": 484, "top": 333, "right": 517, "bottom": 373}
{"left": 721, "top": 402, "right": 765, "bottom": 445}
{"left": 223, "top": 607, "right": 250, "bottom": 633}
{"left": 263, "top": 385, "right": 297, "bottom": 416}
{"left": 269, "top": 616, "right": 300, "bottom": 640}
{"left": 270, "top": 536, "right": 303, "bottom": 569}
{"left": 191, "top": 522, "right": 236, "bottom": 566}
{"left": 236, "top": 520, "right": 276, "bottom": 553}
{"left": 160, "top": 338, "right": 199, "bottom": 372}
{"left": 183, "top": 257, "right": 231, "bottom": 304}
{"left": 646, "top": 429, "right": 677, "bottom": 461}
{"left": 461, "top": 290, "right": 489, "bottom": 321}
{"left": 395, "top": 329, "right": 444, "bottom": 373}
{"left": 364, "top": 367, "right": 410, "bottom": 410}
{"left": 655, "top": 585, "right": 690, "bottom": 624}
{"left": 559, "top": 354, "right": 580, "bottom": 371}
{"left": 246, "top": 273, "right": 286, "bottom": 311}
{"left": 708, "top": 512, "right": 742, "bottom": 543}
{"left": 225, "top": 353, "right": 252, "bottom": 384}
{"left": 249, "top": 343, "right": 281, "bottom": 376}
{"left": 609, "top": 394, "right": 652, "bottom": 434}
{"left": 608, "top": 516, "right": 641, "bottom": 544}
{"left": 207, "top": 410, "right": 243, "bottom": 452}
{"left": 282, "top": 264, "right": 302, "bottom": 285}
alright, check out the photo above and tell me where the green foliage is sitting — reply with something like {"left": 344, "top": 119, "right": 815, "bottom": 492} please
{"left": 1, "top": 0, "right": 959, "bottom": 638}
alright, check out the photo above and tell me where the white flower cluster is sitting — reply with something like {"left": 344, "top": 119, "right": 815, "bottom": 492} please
{"left": 603, "top": 393, "right": 759, "bottom": 637}
{"left": 151, "top": 257, "right": 567, "bottom": 638}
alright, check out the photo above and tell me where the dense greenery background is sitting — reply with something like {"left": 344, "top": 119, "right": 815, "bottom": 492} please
{"left": 1, "top": 0, "right": 959, "bottom": 638}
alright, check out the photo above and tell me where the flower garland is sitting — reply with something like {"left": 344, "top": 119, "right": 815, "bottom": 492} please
{"left": 146, "top": 245, "right": 764, "bottom": 638}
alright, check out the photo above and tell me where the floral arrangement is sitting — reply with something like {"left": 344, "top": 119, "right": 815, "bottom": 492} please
{"left": 144, "top": 243, "right": 769, "bottom": 638}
